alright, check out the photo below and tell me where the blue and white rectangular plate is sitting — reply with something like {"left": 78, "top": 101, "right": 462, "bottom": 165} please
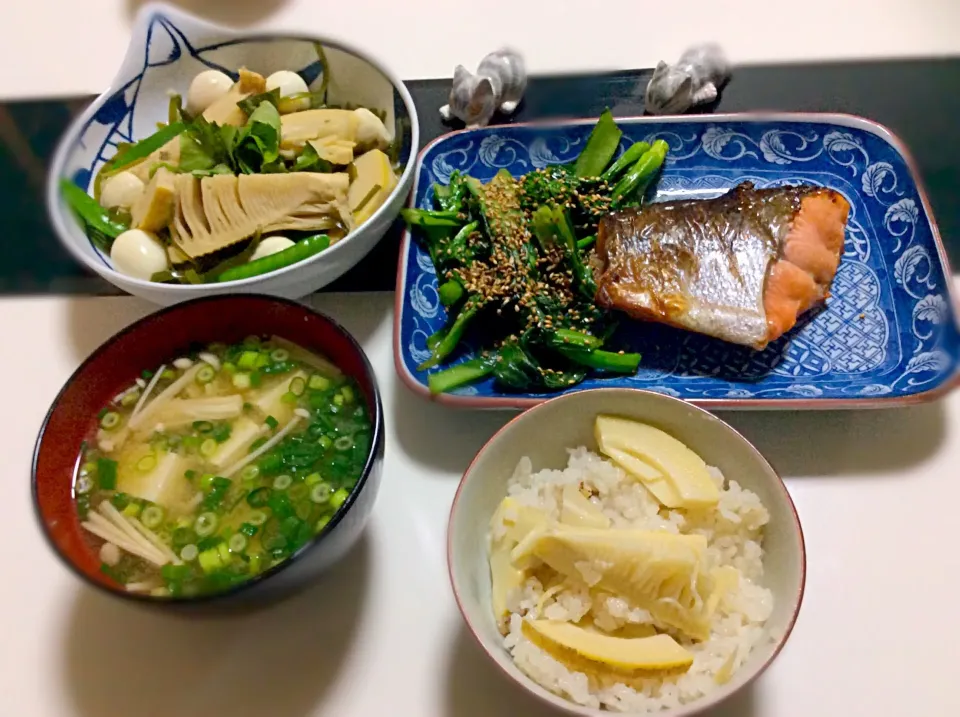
{"left": 394, "top": 113, "right": 960, "bottom": 409}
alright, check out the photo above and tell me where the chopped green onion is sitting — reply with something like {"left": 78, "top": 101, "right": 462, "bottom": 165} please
{"left": 273, "top": 474, "right": 293, "bottom": 490}
{"left": 136, "top": 453, "right": 157, "bottom": 472}
{"left": 246, "top": 510, "right": 268, "bottom": 526}
{"left": 247, "top": 487, "right": 272, "bottom": 508}
{"left": 198, "top": 546, "right": 223, "bottom": 574}
{"left": 232, "top": 372, "right": 252, "bottom": 390}
{"left": 237, "top": 350, "right": 259, "bottom": 370}
{"left": 161, "top": 368, "right": 176, "bottom": 381}
{"left": 75, "top": 475, "right": 94, "bottom": 495}
{"left": 308, "top": 374, "right": 330, "bottom": 391}
{"left": 228, "top": 533, "right": 248, "bottom": 553}
{"left": 217, "top": 541, "right": 231, "bottom": 564}
{"left": 239, "top": 522, "right": 258, "bottom": 537}
{"left": 194, "top": 512, "right": 219, "bottom": 537}
{"left": 211, "top": 422, "right": 232, "bottom": 443}
{"left": 240, "top": 464, "right": 260, "bottom": 482}
{"left": 211, "top": 477, "right": 231, "bottom": 491}
{"left": 270, "top": 348, "right": 290, "bottom": 362}
{"left": 122, "top": 502, "right": 141, "bottom": 518}
{"left": 222, "top": 362, "right": 237, "bottom": 375}
{"left": 172, "top": 526, "right": 195, "bottom": 548}
{"left": 82, "top": 461, "right": 97, "bottom": 475}
{"left": 97, "top": 458, "right": 118, "bottom": 490}
{"left": 289, "top": 377, "right": 306, "bottom": 396}
{"left": 281, "top": 391, "right": 297, "bottom": 404}
{"left": 318, "top": 435, "right": 333, "bottom": 450}
{"left": 192, "top": 420, "right": 214, "bottom": 433}
{"left": 160, "top": 563, "right": 189, "bottom": 584}
{"left": 334, "top": 436, "right": 353, "bottom": 452}
{"left": 333, "top": 393, "right": 344, "bottom": 407}
{"left": 340, "top": 385, "right": 355, "bottom": 403}
{"left": 250, "top": 370, "right": 263, "bottom": 388}
{"left": 310, "top": 483, "right": 333, "bottom": 504}
{"left": 264, "top": 415, "right": 279, "bottom": 430}
{"left": 304, "top": 472, "right": 322, "bottom": 485}
{"left": 180, "top": 544, "right": 199, "bottom": 561}
{"left": 315, "top": 515, "right": 331, "bottom": 532}
{"left": 248, "top": 552, "right": 263, "bottom": 574}
{"left": 110, "top": 492, "right": 130, "bottom": 510}
{"left": 182, "top": 435, "right": 201, "bottom": 453}
{"left": 196, "top": 365, "right": 216, "bottom": 384}
{"left": 330, "top": 488, "right": 349, "bottom": 510}
{"left": 100, "top": 411, "right": 121, "bottom": 430}
{"left": 120, "top": 392, "right": 139, "bottom": 408}
{"left": 259, "top": 453, "right": 282, "bottom": 474}
{"left": 200, "top": 438, "right": 217, "bottom": 457}
{"left": 141, "top": 505, "right": 164, "bottom": 529}
{"left": 199, "top": 473, "right": 215, "bottom": 491}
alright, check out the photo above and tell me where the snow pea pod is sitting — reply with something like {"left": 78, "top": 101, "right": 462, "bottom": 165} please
{"left": 217, "top": 233, "right": 331, "bottom": 282}
{"left": 59, "top": 179, "right": 129, "bottom": 238}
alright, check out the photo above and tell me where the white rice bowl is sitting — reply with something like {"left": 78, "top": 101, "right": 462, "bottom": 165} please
{"left": 491, "top": 447, "right": 777, "bottom": 713}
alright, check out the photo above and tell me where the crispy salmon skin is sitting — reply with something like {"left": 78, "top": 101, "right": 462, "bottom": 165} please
{"left": 594, "top": 182, "right": 850, "bottom": 349}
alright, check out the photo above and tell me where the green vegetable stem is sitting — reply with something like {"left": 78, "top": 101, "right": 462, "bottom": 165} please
{"left": 427, "top": 354, "right": 497, "bottom": 394}
{"left": 601, "top": 141, "right": 651, "bottom": 182}
{"left": 611, "top": 139, "right": 669, "bottom": 207}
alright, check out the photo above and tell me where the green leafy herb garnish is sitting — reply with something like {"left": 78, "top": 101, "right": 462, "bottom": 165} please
{"left": 292, "top": 143, "right": 333, "bottom": 173}
{"left": 236, "top": 88, "right": 281, "bottom": 118}
{"left": 232, "top": 101, "right": 282, "bottom": 174}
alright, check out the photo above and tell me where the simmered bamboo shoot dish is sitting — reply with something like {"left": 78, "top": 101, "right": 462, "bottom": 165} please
{"left": 61, "top": 63, "right": 400, "bottom": 284}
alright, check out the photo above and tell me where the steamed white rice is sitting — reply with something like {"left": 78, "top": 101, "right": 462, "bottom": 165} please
{"left": 492, "top": 447, "right": 775, "bottom": 712}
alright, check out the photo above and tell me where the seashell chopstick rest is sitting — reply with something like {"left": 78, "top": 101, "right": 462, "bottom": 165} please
{"left": 644, "top": 43, "right": 731, "bottom": 115}
{"left": 440, "top": 48, "right": 527, "bottom": 128}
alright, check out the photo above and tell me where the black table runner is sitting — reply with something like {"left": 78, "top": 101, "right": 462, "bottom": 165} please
{"left": 1, "top": 58, "right": 957, "bottom": 295}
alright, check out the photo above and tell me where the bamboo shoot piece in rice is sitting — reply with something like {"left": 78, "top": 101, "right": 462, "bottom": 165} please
{"left": 512, "top": 526, "right": 715, "bottom": 640}
{"left": 559, "top": 484, "right": 611, "bottom": 529}
{"left": 521, "top": 620, "right": 694, "bottom": 678}
{"left": 489, "top": 497, "right": 552, "bottom": 630}
{"left": 595, "top": 415, "right": 720, "bottom": 509}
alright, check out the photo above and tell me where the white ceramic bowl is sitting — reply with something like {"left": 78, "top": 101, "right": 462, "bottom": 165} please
{"left": 46, "top": 2, "right": 419, "bottom": 305}
{"left": 448, "top": 388, "right": 806, "bottom": 716}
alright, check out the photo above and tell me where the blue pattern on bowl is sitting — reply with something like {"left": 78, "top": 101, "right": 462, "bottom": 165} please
{"left": 396, "top": 115, "right": 960, "bottom": 407}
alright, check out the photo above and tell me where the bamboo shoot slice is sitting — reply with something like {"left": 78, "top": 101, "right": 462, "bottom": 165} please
{"left": 522, "top": 620, "right": 693, "bottom": 675}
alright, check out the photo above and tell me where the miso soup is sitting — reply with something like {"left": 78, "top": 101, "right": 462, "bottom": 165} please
{"left": 74, "top": 335, "right": 372, "bottom": 597}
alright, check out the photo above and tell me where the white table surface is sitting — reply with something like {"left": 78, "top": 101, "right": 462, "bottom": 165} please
{"left": 2, "top": 2, "right": 960, "bottom": 716}
{"left": 3, "top": 0, "right": 960, "bottom": 98}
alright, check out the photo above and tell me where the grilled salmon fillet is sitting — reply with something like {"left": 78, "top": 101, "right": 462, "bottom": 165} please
{"left": 594, "top": 182, "right": 850, "bottom": 349}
